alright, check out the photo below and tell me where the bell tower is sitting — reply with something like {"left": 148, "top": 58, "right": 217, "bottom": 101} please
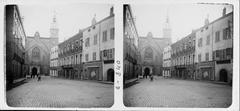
{"left": 50, "top": 11, "right": 59, "bottom": 38}
{"left": 162, "top": 10, "right": 172, "bottom": 43}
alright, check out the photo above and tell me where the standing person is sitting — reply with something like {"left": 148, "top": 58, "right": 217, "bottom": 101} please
{"left": 150, "top": 73, "right": 153, "bottom": 81}
{"left": 37, "top": 73, "right": 41, "bottom": 81}
{"left": 31, "top": 71, "right": 34, "bottom": 78}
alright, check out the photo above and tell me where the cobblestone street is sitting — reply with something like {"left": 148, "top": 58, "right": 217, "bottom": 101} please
{"left": 124, "top": 76, "right": 232, "bottom": 108}
{"left": 7, "top": 76, "right": 114, "bottom": 108}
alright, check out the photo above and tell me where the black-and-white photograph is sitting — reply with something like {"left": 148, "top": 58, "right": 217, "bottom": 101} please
{"left": 123, "top": 3, "right": 233, "bottom": 107}
{"left": 5, "top": 3, "right": 114, "bottom": 107}
{"left": 1, "top": 0, "right": 239, "bottom": 110}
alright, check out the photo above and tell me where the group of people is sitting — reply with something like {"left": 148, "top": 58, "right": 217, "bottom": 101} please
{"left": 143, "top": 74, "right": 154, "bottom": 81}
{"left": 31, "top": 73, "right": 41, "bottom": 81}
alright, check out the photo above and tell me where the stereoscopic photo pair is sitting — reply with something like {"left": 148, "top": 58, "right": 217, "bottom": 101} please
{"left": 5, "top": 2, "right": 235, "bottom": 109}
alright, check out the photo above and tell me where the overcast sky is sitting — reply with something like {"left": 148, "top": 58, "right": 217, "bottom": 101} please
{"left": 18, "top": 3, "right": 233, "bottom": 44}
{"left": 18, "top": 3, "right": 113, "bottom": 43}
{"left": 131, "top": 3, "right": 233, "bottom": 43}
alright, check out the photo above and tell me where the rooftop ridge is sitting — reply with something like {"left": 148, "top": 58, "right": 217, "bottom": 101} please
{"left": 139, "top": 36, "right": 170, "bottom": 40}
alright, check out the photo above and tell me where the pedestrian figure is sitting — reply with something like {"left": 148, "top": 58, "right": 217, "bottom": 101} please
{"left": 150, "top": 74, "right": 153, "bottom": 81}
{"left": 37, "top": 73, "right": 41, "bottom": 81}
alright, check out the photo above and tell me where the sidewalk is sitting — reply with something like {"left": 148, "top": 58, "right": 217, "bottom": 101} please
{"left": 7, "top": 77, "right": 27, "bottom": 91}
{"left": 124, "top": 78, "right": 139, "bottom": 88}
{"left": 97, "top": 81, "right": 114, "bottom": 85}
{"left": 164, "top": 77, "right": 231, "bottom": 86}
{"left": 13, "top": 78, "right": 26, "bottom": 84}
{"left": 51, "top": 76, "right": 114, "bottom": 85}
{"left": 205, "top": 80, "right": 230, "bottom": 85}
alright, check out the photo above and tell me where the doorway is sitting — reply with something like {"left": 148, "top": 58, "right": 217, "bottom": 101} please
{"left": 144, "top": 67, "right": 150, "bottom": 76}
{"left": 32, "top": 67, "right": 37, "bottom": 77}
{"left": 219, "top": 69, "right": 228, "bottom": 82}
{"left": 107, "top": 69, "right": 114, "bottom": 82}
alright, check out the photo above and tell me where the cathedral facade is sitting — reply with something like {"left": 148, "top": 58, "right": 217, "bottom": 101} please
{"left": 25, "top": 16, "right": 58, "bottom": 76}
{"left": 138, "top": 32, "right": 171, "bottom": 76}
{"left": 138, "top": 16, "right": 171, "bottom": 76}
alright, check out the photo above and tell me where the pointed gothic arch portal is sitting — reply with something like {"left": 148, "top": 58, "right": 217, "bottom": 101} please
{"left": 32, "top": 67, "right": 38, "bottom": 76}
{"left": 144, "top": 67, "right": 150, "bottom": 76}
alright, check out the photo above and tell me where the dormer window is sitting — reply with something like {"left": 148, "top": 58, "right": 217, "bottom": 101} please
{"left": 34, "top": 32, "right": 40, "bottom": 38}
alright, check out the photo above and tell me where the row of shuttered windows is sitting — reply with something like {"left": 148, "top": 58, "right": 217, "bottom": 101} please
{"left": 59, "top": 53, "right": 82, "bottom": 66}
{"left": 85, "top": 28, "right": 115, "bottom": 47}
{"left": 172, "top": 54, "right": 195, "bottom": 66}
{"left": 198, "top": 27, "right": 232, "bottom": 47}
{"left": 85, "top": 48, "right": 115, "bottom": 62}
{"left": 197, "top": 48, "right": 233, "bottom": 62}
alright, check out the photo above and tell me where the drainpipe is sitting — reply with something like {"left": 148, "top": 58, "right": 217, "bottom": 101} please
{"left": 99, "top": 21, "right": 103, "bottom": 81}
{"left": 212, "top": 20, "right": 214, "bottom": 81}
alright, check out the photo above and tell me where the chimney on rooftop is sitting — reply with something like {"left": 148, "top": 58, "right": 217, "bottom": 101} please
{"left": 204, "top": 14, "right": 209, "bottom": 26}
{"left": 222, "top": 7, "right": 226, "bottom": 16}
{"left": 110, "top": 7, "right": 114, "bottom": 16}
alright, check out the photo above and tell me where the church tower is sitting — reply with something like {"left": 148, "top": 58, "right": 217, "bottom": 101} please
{"left": 162, "top": 11, "right": 172, "bottom": 43}
{"left": 50, "top": 12, "right": 59, "bottom": 38}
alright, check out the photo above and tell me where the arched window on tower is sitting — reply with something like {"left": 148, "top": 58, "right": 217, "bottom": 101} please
{"left": 32, "top": 47, "right": 40, "bottom": 60}
{"left": 144, "top": 47, "right": 153, "bottom": 60}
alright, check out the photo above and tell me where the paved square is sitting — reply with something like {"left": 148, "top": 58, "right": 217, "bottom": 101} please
{"left": 124, "top": 76, "right": 232, "bottom": 108}
{"left": 6, "top": 77, "right": 114, "bottom": 108}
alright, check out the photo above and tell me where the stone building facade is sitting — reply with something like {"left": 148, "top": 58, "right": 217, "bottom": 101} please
{"left": 195, "top": 8, "right": 233, "bottom": 83}
{"left": 195, "top": 17, "right": 215, "bottom": 81}
{"left": 50, "top": 46, "right": 59, "bottom": 77}
{"left": 162, "top": 45, "right": 171, "bottom": 78}
{"left": 58, "top": 31, "right": 83, "bottom": 79}
{"left": 6, "top": 5, "right": 28, "bottom": 84}
{"left": 123, "top": 5, "right": 141, "bottom": 81}
{"left": 25, "top": 15, "right": 58, "bottom": 76}
{"left": 212, "top": 11, "right": 233, "bottom": 83}
{"left": 171, "top": 32, "right": 196, "bottom": 79}
{"left": 139, "top": 32, "right": 171, "bottom": 76}
{"left": 82, "top": 7, "right": 115, "bottom": 82}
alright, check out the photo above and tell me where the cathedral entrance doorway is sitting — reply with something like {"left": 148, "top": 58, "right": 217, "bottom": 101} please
{"left": 144, "top": 67, "right": 150, "bottom": 78}
{"left": 32, "top": 67, "right": 38, "bottom": 77}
